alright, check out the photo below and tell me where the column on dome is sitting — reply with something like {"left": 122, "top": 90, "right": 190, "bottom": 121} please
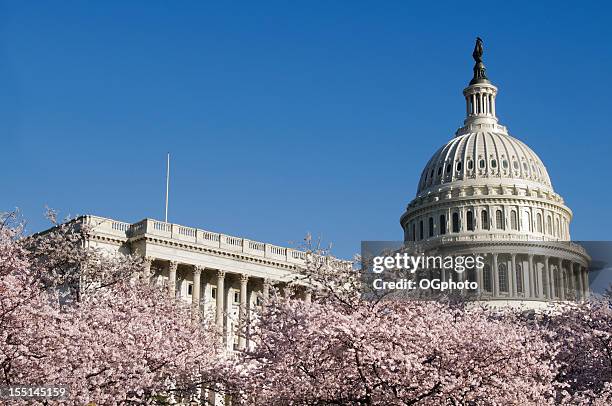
{"left": 510, "top": 254, "right": 517, "bottom": 298}
{"left": 558, "top": 258, "right": 565, "bottom": 301}
{"left": 492, "top": 253, "right": 499, "bottom": 297}
{"left": 476, "top": 253, "right": 484, "bottom": 296}
{"left": 168, "top": 261, "right": 178, "bottom": 299}
{"left": 545, "top": 257, "right": 553, "bottom": 300}
{"left": 574, "top": 263, "right": 585, "bottom": 300}
{"left": 527, "top": 254, "right": 535, "bottom": 298}
{"left": 581, "top": 267, "right": 589, "bottom": 299}
{"left": 238, "top": 274, "right": 249, "bottom": 350}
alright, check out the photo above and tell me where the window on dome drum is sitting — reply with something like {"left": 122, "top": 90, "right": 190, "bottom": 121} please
{"left": 419, "top": 220, "right": 424, "bottom": 240}
{"left": 439, "top": 215, "right": 446, "bottom": 235}
{"left": 452, "top": 213, "right": 460, "bottom": 233}
{"left": 456, "top": 161, "right": 462, "bottom": 172}
{"left": 537, "top": 213, "right": 543, "bottom": 233}
{"left": 479, "top": 159, "right": 485, "bottom": 169}
{"left": 516, "top": 264, "right": 523, "bottom": 294}
{"left": 483, "top": 264, "right": 492, "bottom": 292}
{"left": 513, "top": 161, "right": 519, "bottom": 170}
{"left": 437, "top": 167, "right": 442, "bottom": 176}
{"left": 428, "top": 217, "right": 434, "bottom": 237}
{"left": 467, "top": 159, "right": 473, "bottom": 170}
{"left": 498, "top": 263, "right": 508, "bottom": 293}
{"left": 491, "top": 159, "right": 497, "bottom": 169}
{"left": 510, "top": 211, "right": 518, "bottom": 230}
{"left": 502, "top": 159, "right": 508, "bottom": 169}
{"left": 496, "top": 210, "right": 504, "bottom": 230}
{"left": 446, "top": 163, "right": 452, "bottom": 174}
{"left": 481, "top": 210, "right": 489, "bottom": 230}
{"left": 466, "top": 211, "right": 474, "bottom": 231}
{"left": 523, "top": 162, "right": 528, "bottom": 171}
{"left": 523, "top": 210, "right": 531, "bottom": 232}
{"left": 546, "top": 215, "right": 552, "bottom": 235}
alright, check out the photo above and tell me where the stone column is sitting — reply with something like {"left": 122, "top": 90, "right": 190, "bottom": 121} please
{"left": 143, "top": 257, "right": 153, "bottom": 280}
{"left": 510, "top": 254, "right": 517, "bottom": 297}
{"left": 582, "top": 267, "right": 589, "bottom": 299}
{"left": 239, "top": 274, "right": 249, "bottom": 350}
{"left": 575, "top": 263, "right": 583, "bottom": 301}
{"left": 558, "top": 259, "right": 565, "bottom": 301}
{"left": 304, "top": 288, "right": 312, "bottom": 303}
{"left": 192, "top": 266, "right": 202, "bottom": 308}
{"left": 476, "top": 254, "right": 484, "bottom": 296}
{"left": 528, "top": 254, "right": 535, "bottom": 299}
{"left": 492, "top": 254, "right": 499, "bottom": 297}
{"left": 215, "top": 271, "right": 225, "bottom": 331}
{"left": 544, "top": 257, "right": 552, "bottom": 300}
{"left": 168, "top": 261, "right": 178, "bottom": 298}
{"left": 262, "top": 278, "right": 271, "bottom": 302}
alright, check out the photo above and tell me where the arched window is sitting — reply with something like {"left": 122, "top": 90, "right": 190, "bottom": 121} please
{"left": 466, "top": 210, "right": 474, "bottom": 231}
{"left": 496, "top": 210, "right": 504, "bottom": 230}
{"left": 510, "top": 210, "right": 518, "bottom": 230}
{"left": 428, "top": 217, "right": 434, "bottom": 237}
{"left": 481, "top": 210, "right": 489, "bottom": 230}
{"left": 419, "top": 220, "right": 424, "bottom": 240}
{"left": 522, "top": 210, "right": 531, "bottom": 232}
{"left": 546, "top": 215, "right": 552, "bottom": 235}
{"left": 483, "top": 264, "right": 492, "bottom": 292}
{"left": 439, "top": 215, "right": 446, "bottom": 235}
{"left": 452, "top": 212, "right": 460, "bottom": 233}
{"left": 499, "top": 263, "right": 508, "bottom": 293}
{"left": 537, "top": 213, "right": 543, "bottom": 233}
{"left": 516, "top": 264, "right": 523, "bottom": 294}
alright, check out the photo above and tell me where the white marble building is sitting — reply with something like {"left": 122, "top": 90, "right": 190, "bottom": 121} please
{"left": 400, "top": 38, "right": 590, "bottom": 306}
{"left": 80, "top": 215, "right": 326, "bottom": 351}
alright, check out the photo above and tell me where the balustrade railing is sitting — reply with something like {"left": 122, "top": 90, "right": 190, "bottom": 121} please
{"left": 81, "top": 215, "right": 350, "bottom": 266}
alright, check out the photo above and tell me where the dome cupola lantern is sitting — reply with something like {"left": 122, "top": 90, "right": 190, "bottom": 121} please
{"left": 463, "top": 37, "right": 498, "bottom": 127}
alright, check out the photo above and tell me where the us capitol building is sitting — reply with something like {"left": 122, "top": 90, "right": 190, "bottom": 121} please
{"left": 62, "top": 39, "right": 590, "bottom": 342}
{"left": 399, "top": 38, "right": 590, "bottom": 306}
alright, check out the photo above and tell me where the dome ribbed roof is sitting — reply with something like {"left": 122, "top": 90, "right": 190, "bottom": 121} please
{"left": 417, "top": 131, "right": 552, "bottom": 195}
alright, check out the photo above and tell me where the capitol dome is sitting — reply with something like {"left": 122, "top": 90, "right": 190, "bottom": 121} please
{"left": 417, "top": 131, "right": 553, "bottom": 196}
{"left": 399, "top": 38, "right": 590, "bottom": 307}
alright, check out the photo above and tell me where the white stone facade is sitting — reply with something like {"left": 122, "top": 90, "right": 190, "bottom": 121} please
{"left": 81, "top": 215, "right": 326, "bottom": 351}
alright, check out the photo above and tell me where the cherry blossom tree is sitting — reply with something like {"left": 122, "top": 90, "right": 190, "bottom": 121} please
{"left": 0, "top": 213, "right": 223, "bottom": 404}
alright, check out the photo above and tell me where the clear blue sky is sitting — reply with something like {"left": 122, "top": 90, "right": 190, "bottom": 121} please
{"left": 2, "top": 1, "right": 611, "bottom": 259}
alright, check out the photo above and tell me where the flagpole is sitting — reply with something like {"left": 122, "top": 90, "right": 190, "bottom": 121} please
{"left": 165, "top": 152, "right": 170, "bottom": 223}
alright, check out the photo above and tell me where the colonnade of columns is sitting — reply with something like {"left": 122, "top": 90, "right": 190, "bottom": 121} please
{"left": 467, "top": 253, "right": 589, "bottom": 301}
{"left": 142, "top": 257, "right": 311, "bottom": 351}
